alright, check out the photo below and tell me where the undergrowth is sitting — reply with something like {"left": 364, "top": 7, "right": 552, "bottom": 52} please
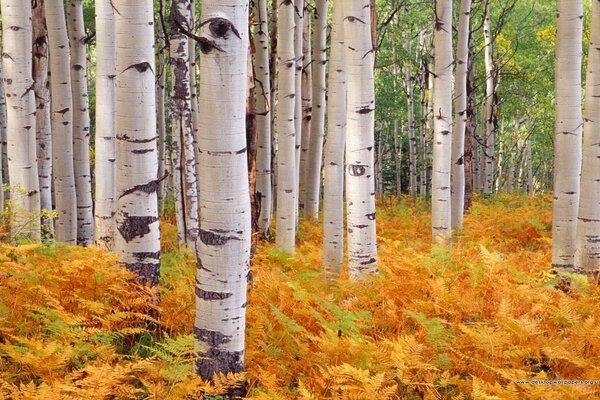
{"left": 1, "top": 194, "right": 599, "bottom": 399}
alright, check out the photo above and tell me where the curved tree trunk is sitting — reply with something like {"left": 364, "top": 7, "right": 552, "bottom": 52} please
{"left": 170, "top": 0, "right": 199, "bottom": 250}
{"left": 94, "top": 0, "right": 117, "bottom": 249}
{"left": 553, "top": 0, "right": 583, "bottom": 271}
{"left": 451, "top": 0, "right": 471, "bottom": 230}
{"left": 1, "top": 0, "right": 41, "bottom": 241}
{"left": 305, "top": 0, "right": 328, "bottom": 219}
{"left": 322, "top": 0, "right": 346, "bottom": 274}
{"left": 574, "top": 0, "right": 599, "bottom": 274}
{"left": 275, "top": 0, "right": 297, "bottom": 254}
{"left": 45, "top": 0, "right": 77, "bottom": 244}
{"left": 32, "top": 0, "right": 53, "bottom": 235}
{"left": 253, "top": 0, "right": 272, "bottom": 239}
{"left": 195, "top": 0, "right": 251, "bottom": 386}
{"left": 114, "top": 0, "right": 160, "bottom": 287}
{"left": 431, "top": 0, "right": 453, "bottom": 246}
{"left": 67, "top": 0, "right": 94, "bottom": 245}
{"left": 343, "top": 0, "right": 378, "bottom": 278}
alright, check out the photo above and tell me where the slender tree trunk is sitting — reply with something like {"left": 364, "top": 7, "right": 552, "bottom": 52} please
{"left": 344, "top": 0, "right": 378, "bottom": 278}
{"left": 1, "top": 0, "right": 41, "bottom": 241}
{"left": 94, "top": 0, "right": 117, "bottom": 249}
{"left": 0, "top": 32, "right": 5, "bottom": 213}
{"left": 305, "top": 0, "right": 328, "bottom": 219}
{"left": 394, "top": 120, "right": 402, "bottom": 198}
{"left": 114, "top": 0, "right": 160, "bottom": 287}
{"left": 464, "top": 42, "right": 475, "bottom": 211}
{"left": 431, "top": 0, "right": 453, "bottom": 246}
{"left": 573, "top": 0, "right": 600, "bottom": 273}
{"left": 526, "top": 114, "right": 533, "bottom": 195}
{"left": 483, "top": 1, "right": 496, "bottom": 195}
{"left": 32, "top": 0, "right": 53, "bottom": 235}
{"left": 67, "top": 0, "right": 93, "bottom": 245}
{"left": 189, "top": 0, "right": 201, "bottom": 195}
{"left": 45, "top": 0, "right": 77, "bottom": 243}
{"left": 451, "top": 0, "right": 471, "bottom": 230}
{"left": 253, "top": 0, "right": 272, "bottom": 239}
{"left": 195, "top": 1, "right": 251, "bottom": 388}
{"left": 375, "top": 129, "right": 384, "bottom": 197}
{"left": 418, "top": 30, "right": 429, "bottom": 198}
{"left": 293, "top": 0, "right": 304, "bottom": 216}
{"left": 553, "top": 0, "right": 583, "bottom": 270}
{"left": 247, "top": 44, "right": 259, "bottom": 240}
{"left": 298, "top": 14, "right": 312, "bottom": 213}
{"left": 405, "top": 39, "right": 417, "bottom": 199}
{"left": 170, "top": 0, "right": 199, "bottom": 250}
{"left": 322, "top": 0, "right": 346, "bottom": 274}
{"left": 275, "top": 0, "right": 297, "bottom": 254}
{"left": 156, "top": 2, "right": 167, "bottom": 213}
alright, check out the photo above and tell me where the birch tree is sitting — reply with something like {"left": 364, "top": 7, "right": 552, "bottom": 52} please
{"left": 574, "top": 0, "right": 599, "bottom": 275}
{"left": 45, "top": 0, "right": 77, "bottom": 243}
{"left": 275, "top": 0, "right": 297, "bottom": 254}
{"left": 195, "top": 0, "right": 251, "bottom": 384}
{"left": 483, "top": 1, "right": 496, "bottom": 195}
{"left": 431, "top": 0, "right": 453, "bottom": 245}
{"left": 553, "top": 0, "right": 583, "bottom": 270}
{"left": 298, "top": 15, "right": 312, "bottom": 213}
{"left": 0, "top": 35, "right": 5, "bottom": 213}
{"left": 253, "top": 0, "right": 272, "bottom": 238}
{"left": 114, "top": 0, "right": 160, "bottom": 287}
{"left": 67, "top": 0, "right": 94, "bottom": 245}
{"left": 322, "top": 0, "right": 346, "bottom": 274}
{"left": 305, "top": 0, "right": 328, "bottom": 219}
{"left": 344, "top": 0, "right": 378, "bottom": 277}
{"left": 95, "top": 0, "right": 117, "bottom": 249}
{"left": 1, "top": 0, "right": 41, "bottom": 241}
{"left": 451, "top": 0, "right": 472, "bottom": 230}
{"left": 32, "top": 0, "right": 53, "bottom": 233}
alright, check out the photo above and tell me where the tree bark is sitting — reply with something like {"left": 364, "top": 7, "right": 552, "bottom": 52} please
{"left": 483, "top": 1, "right": 496, "bottom": 195}
{"left": 114, "top": 0, "right": 161, "bottom": 287}
{"left": 405, "top": 38, "right": 417, "bottom": 199}
{"left": 0, "top": 31, "right": 5, "bottom": 213}
{"left": 322, "top": 0, "right": 346, "bottom": 275}
{"left": 431, "top": 0, "right": 453, "bottom": 246}
{"left": 156, "top": 0, "right": 168, "bottom": 213}
{"left": 45, "top": 0, "right": 77, "bottom": 243}
{"left": 343, "top": 0, "right": 378, "bottom": 278}
{"left": 553, "top": 0, "right": 583, "bottom": 270}
{"left": 195, "top": 1, "right": 251, "bottom": 388}
{"left": 1, "top": 0, "right": 41, "bottom": 241}
{"left": 298, "top": 13, "right": 312, "bottom": 214}
{"left": 293, "top": 0, "right": 304, "bottom": 217}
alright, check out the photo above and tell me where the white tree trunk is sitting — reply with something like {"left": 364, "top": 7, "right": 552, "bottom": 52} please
{"left": 298, "top": 15, "right": 312, "bottom": 213}
{"left": 195, "top": 0, "right": 251, "bottom": 383}
{"left": 305, "top": 0, "right": 328, "bottom": 219}
{"left": 189, "top": 0, "right": 201, "bottom": 194}
{"left": 574, "top": 0, "right": 599, "bottom": 274}
{"left": 1, "top": 0, "right": 41, "bottom": 241}
{"left": 344, "top": 0, "right": 378, "bottom": 278}
{"left": 526, "top": 115, "right": 533, "bottom": 195}
{"left": 483, "top": 2, "right": 495, "bottom": 195}
{"left": 94, "top": 0, "right": 117, "bottom": 249}
{"left": 156, "top": 0, "right": 168, "bottom": 213}
{"left": 114, "top": 0, "right": 160, "bottom": 287}
{"left": 451, "top": 0, "right": 471, "bottom": 230}
{"left": 293, "top": 0, "right": 303, "bottom": 216}
{"left": 170, "top": 0, "right": 199, "bottom": 250}
{"left": 32, "top": 0, "right": 53, "bottom": 234}
{"left": 394, "top": 120, "right": 401, "bottom": 197}
{"left": 553, "top": 0, "right": 583, "bottom": 270}
{"left": 45, "top": 0, "right": 77, "bottom": 243}
{"left": 253, "top": 0, "right": 272, "bottom": 239}
{"left": 431, "top": 0, "right": 453, "bottom": 246}
{"left": 405, "top": 38, "right": 417, "bottom": 199}
{"left": 322, "top": 0, "right": 346, "bottom": 274}
{"left": 67, "top": 0, "right": 94, "bottom": 245}
{"left": 0, "top": 33, "right": 5, "bottom": 213}
{"left": 275, "top": 0, "right": 297, "bottom": 254}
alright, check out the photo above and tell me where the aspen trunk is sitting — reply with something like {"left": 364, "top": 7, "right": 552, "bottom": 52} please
{"left": 0, "top": 33, "right": 5, "bottom": 213}
{"left": 394, "top": 120, "right": 401, "bottom": 198}
{"left": 45, "top": 0, "right": 77, "bottom": 243}
{"left": 1, "top": 0, "right": 41, "bottom": 241}
{"left": 483, "top": 2, "right": 496, "bottom": 195}
{"left": 94, "top": 0, "right": 117, "bottom": 249}
{"left": 451, "top": 0, "right": 471, "bottom": 230}
{"left": 418, "top": 30, "right": 429, "bottom": 198}
{"left": 293, "top": 0, "right": 304, "bottom": 216}
{"left": 431, "top": 0, "right": 453, "bottom": 246}
{"left": 170, "top": 0, "right": 199, "bottom": 250}
{"left": 253, "top": 0, "right": 272, "bottom": 239}
{"left": 32, "top": 0, "right": 53, "bottom": 234}
{"left": 189, "top": 0, "right": 201, "bottom": 194}
{"left": 322, "top": 0, "right": 346, "bottom": 274}
{"left": 114, "top": 0, "right": 160, "bottom": 287}
{"left": 67, "top": 0, "right": 94, "bottom": 245}
{"left": 305, "top": 0, "right": 328, "bottom": 219}
{"left": 195, "top": 0, "right": 251, "bottom": 385}
{"left": 405, "top": 39, "right": 417, "bottom": 199}
{"left": 298, "top": 14, "right": 312, "bottom": 213}
{"left": 464, "top": 42, "right": 475, "bottom": 211}
{"left": 573, "top": 0, "right": 599, "bottom": 273}
{"left": 526, "top": 115, "right": 533, "bottom": 195}
{"left": 344, "top": 0, "right": 378, "bottom": 277}
{"left": 157, "top": 0, "right": 167, "bottom": 212}
{"left": 275, "top": 0, "right": 297, "bottom": 254}
{"left": 553, "top": 0, "right": 583, "bottom": 270}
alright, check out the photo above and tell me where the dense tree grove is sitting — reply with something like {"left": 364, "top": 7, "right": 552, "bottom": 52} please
{"left": 0, "top": 0, "right": 599, "bottom": 397}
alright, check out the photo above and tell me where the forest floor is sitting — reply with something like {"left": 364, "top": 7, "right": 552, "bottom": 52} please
{"left": 1, "top": 194, "right": 599, "bottom": 399}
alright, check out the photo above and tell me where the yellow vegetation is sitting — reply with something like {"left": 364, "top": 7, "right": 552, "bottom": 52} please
{"left": 1, "top": 194, "right": 599, "bottom": 399}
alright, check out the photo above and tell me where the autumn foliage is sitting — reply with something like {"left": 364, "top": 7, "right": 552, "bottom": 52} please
{"left": 1, "top": 194, "right": 599, "bottom": 399}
